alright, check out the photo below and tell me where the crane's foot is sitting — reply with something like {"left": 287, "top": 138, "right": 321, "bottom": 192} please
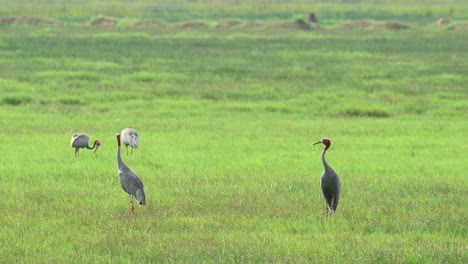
{"left": 325, "top": 204, "right": 335, "bottom": 217}
{"left": 127, "top": 194, "right": 135, "bottom": 216}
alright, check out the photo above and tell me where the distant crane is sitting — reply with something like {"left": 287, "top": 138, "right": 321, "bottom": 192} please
{"left": 70, "top": 133, "right": 101, "bottom": 157}
{"left": 121, "top": 127, "right": 139, "bottom": 155}
{"left": 116, "top": 133, "right": 146, "bottom": 215}
{"left": 313, "top": 138, "right": 341, "bottom": 215}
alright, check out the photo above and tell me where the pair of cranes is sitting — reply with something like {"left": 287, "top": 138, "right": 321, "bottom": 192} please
{"left": 70, "top": 128, "right": 138, "bottom": 156}
{"left": 71, "top": 130, "right": 341, "bottom": 216}
{"left": 71, "top": 127, "right": 146, "bottom": 215}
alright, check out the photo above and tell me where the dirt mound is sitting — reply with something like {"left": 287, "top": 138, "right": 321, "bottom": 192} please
{"left": 448, "top": 23, "right": 468, "bottom": 31}
{"left": 0, "top": 16, "right": 63, "bottom": 25}
{"left": 384, "top": 22, "right": 410, "bottom": 31}
{"left": 85, "top": 17, "right": 117, "bottom": 27}
{"left": 175, "top": 21, "right": 209, "bottom": 29}
{"left": 216, "top": 19, "right": 243, "bottom": 28}
{"left": 435, "top": 18, "right": 451, "bottom": 27}
{"left": 335, "top": 20, "right": 410, "bottom": 31}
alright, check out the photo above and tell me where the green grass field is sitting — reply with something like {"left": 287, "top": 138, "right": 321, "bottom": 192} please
{"left": 0, "top": 1, "right": 467, "bottom": 263}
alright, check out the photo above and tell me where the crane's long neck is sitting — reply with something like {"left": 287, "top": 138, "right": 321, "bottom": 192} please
{"left": 86, "top": 142, "right": 96, "bottom": 150}
{"left": 322, "top": 149, "right": 331, "bottom": 171}
{"left": 117, "top": 139, "right": 125, "bottom": 169}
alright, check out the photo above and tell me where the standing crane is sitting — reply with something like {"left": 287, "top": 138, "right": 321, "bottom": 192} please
{"left": 121, "top": 127, "right": 139, "bottom": 155}
{"left": 70, "top": 133, "right": 101, "bottom": 157}
{"left": 116, "top": 133, "right": 146, "bottom": 215}
{"left": 313, "top": 138, "right": 341, "bottom": 215}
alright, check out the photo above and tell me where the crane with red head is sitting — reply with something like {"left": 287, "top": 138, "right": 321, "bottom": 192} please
{"left": 116, "top": 133, "right": 146, "bottom": 215}
{"left": 70, "top": 133, "right": 101, "bottom": 157}
{"left": 314, "top": 138, "right": 341, "bottom": 215}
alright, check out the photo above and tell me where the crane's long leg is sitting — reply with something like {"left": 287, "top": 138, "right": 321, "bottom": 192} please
{"left": 325, "top": 198, "right": 335, "bottom": 217}
{"left": 129, "top": 194, "right": 135, "bottom": 215}
{"left": 75, "top": 148, "right": 79, "bottom": 157}
{"left": 330, "top": 197, "right": 335, "bottom": 215}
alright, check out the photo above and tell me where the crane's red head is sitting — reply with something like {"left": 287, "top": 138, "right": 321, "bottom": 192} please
{"left": 116, "top": 133, "right": 121, "bottom": 147}
{"left": 93, "top": 140, "right": 101, "bottom": 153}
{"left": 313, "top": 138, "right": 331, "bottom": 151}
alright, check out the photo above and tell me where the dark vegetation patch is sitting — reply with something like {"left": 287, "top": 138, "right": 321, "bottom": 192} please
{"left": 58, "top": 97, "right": 82, "bottom": 105}
{"left": 2, "top": 96, "right": 33, "bottom": 106}
{"left": 337, "top": 106, "right": 391, "bottom": 118}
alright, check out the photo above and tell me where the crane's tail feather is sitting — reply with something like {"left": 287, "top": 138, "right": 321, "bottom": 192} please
{"left": 331, "top": 195, "right": 339, "bottom": 212}
{"left": 131, "top": 135, "right": 139, "bottom": 148}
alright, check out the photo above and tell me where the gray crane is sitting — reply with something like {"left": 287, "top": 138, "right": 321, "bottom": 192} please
{"left": 121, "top": 127, "right": 139, "bottom": 155}
{"left": 314, "top": 138, "right": 341, "bottom": 215}
{"left": 70, "top": 133, "right": 101, "bottom": 157}
{"left": 116, "top": 133, "right": 146, "bottom": 215}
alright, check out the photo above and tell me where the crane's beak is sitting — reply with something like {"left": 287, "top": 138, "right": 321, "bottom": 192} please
{"left": 313, "top": 140, "right": 323, "bottom": 145}
{"left": 94, "top": 142, "right": 101, "bottom": 153}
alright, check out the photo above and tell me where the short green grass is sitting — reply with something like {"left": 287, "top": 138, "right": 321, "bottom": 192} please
{"left": 0, "top": 1, "right": 467, "bottom": 263}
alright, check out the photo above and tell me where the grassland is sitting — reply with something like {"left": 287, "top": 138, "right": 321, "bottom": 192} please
{"left": 0, "top": 1, "right": 467, "bottom": 263}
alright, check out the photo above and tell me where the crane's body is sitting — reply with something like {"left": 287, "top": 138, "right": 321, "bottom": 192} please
{"left": 121, "top": 127, "right": 139, "bottom": 155}
{"left": 314, "top": 138, "right": 341, "bottom": 215}
{"left": 70, "top": 133, "right": 101, "bottom": 157}
{"left": 116, "top": 133, "right": 146, "bottom": 215}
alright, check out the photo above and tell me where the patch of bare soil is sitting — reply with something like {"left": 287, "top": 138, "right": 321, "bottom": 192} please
{"left": 0, "top": 16, "right": 63, "bottom": 25}
{"left": 175, "top": 21, "right": 209, "bottom": 29}
{"left": 85, "top": 17, "right": 117, "bottom": 27}
{"left": 335, "top": 20, "right": 410, "bottom": 31}
{"left": 448, "top": 23, "right": 468, "bottom": 31}
{"left": 216, "top": 19, "right": 243, "bottom": 28}
{"left": 384, "top": 22, "right": 410, "bottom": 31}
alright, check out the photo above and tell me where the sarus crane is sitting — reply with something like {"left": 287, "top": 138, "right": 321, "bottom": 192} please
{"left": 121, "top": 127, "right": 139, "bottom": 155}
{"left": 116, "top": 133, "right": 146, "bottom": 215}
{"left": 70, "top": 133, "right": 101, "bottom": 157}
{"left": 314, "top": 138, "right": 341, "bottom": 215}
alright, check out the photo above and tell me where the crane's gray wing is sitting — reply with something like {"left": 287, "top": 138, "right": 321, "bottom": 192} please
{"left": 119, "top": 167, "right": 145, "bottom": 196}
{"left": 71, "top": 133, "right": 89, "bottom": 148}
{"left": 121, "top": 128, "right": 139, "bottom": 148}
